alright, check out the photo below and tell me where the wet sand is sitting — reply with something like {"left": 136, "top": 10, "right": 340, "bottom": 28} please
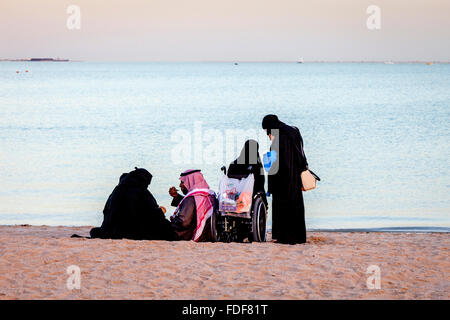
{"left": 0, "top": 225, "right": 448, "bottom": 299}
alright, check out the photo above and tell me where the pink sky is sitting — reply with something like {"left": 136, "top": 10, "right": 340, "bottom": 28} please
{"left": 1, "top": 0, "right": 449, "bottom": 61}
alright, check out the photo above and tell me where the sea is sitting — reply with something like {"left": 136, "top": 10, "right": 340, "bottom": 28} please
{"left": 1, "top": 62, "right": 449, "bottom": 232}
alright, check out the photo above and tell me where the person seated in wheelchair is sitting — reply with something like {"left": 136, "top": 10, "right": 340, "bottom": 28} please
{"left": 213, "top": 140, "right": 268, "bottom": 243}
{"left": 226, "top": 139, "right": 267, "bottom": 206}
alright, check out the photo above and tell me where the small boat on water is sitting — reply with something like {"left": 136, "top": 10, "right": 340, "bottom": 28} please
{"left": 297, "top": 57, "right": 304, "bottom": 64}
{"left": 384, "top": 61, "right": 394, "bottom": 64}
{"left": 426, "top": 62, "right": 433, "bottom": 65}
{"left": 30, "top": 58, "right": 69, "bottom": 62}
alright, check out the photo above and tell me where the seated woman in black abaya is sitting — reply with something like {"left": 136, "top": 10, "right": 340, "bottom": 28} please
{"left": 89, "top": 168, "right": 175, "bottom": 241}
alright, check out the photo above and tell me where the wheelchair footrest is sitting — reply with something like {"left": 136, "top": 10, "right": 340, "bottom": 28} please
{"left": 219, "top": 211, "right": 252, "bottom": 219}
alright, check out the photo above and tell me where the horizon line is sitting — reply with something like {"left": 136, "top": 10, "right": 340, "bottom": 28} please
{"left": 1, "top": 59, "right": 449, "bottom": 63}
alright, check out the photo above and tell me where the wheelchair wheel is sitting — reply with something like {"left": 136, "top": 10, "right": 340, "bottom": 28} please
{"left": 251, "top": 196, "right": 267, "bottom": 242}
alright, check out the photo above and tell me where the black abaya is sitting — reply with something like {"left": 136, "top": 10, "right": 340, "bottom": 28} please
{"left": 263, "top": 115, "right": 308, "bottom": 244}
{"left": 90, "top": 168, "right": 176, "bottom": 241}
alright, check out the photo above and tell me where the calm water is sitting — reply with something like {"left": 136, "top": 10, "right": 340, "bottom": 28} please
{"left": 0, "top": 62, "right": 449, "bottom": 231}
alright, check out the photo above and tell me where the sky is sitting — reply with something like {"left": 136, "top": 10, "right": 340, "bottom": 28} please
{"left": 0, "top": 0, "right": 449, "bottom": 61}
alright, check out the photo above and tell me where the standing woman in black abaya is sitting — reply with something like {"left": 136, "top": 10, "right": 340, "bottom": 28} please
{"left": 262, "top": 114, "right": 309, "bottom": 244}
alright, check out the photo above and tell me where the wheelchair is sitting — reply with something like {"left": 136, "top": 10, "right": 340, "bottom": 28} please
{"left": 211, "top": 165, "right": 268, "bottom": 243}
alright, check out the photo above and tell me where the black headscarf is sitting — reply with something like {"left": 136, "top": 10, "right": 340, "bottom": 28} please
{"left": 234, "top": 139, "right": 261, "bottom": 166}
{"left": 227, "top": 139, "right": 266, "bottom": 196}
{"left": 262, "top": 114, "right": 282, "bottom": 135}
{"left": 120, "top": 167, "right": 153, "bottom": 188}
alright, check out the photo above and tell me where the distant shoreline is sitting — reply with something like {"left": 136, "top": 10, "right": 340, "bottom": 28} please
{"left": 1, "top": 59, "right": 449, "bottom": 64}
{"left": 2, "top": 224, "right": 448, "bottom": 233}
{"left": 0, "top": 58, "right": 70, "bottom": 62}
{"left": 309, "top": 226, "right": 450, "bottom": 233}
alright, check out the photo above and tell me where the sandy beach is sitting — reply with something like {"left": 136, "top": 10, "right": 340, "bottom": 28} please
{"left": 0, "top": 225, "right": 448, "bottom": 300}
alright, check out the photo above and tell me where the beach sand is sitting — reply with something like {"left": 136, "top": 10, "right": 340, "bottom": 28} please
{"left": 0, "top": 225, "right": 448, "bottom": 300}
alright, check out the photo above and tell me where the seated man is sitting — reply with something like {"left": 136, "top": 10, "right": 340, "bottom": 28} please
{"left": 169, "top": 169, "right": 215, "bottom": 242}
{"left": 90, "top": 167, "right": 175, "bottom": 241}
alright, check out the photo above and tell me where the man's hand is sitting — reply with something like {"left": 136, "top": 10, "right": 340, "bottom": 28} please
{"left": 160, "top": 206, "right": 167, "bottom": 214}
{"left": 169, "top": 186, "right": 178, "bottom": 198}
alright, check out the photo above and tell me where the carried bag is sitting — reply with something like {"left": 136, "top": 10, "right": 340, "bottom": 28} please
{"left": 218, "top": 174, "right": 254, "bottom": 213}
{"left": 297, "top": 129, "right": 320, "bottom": 191}
{"left": 301, "top": 169, "right": 320, "bottom": 191}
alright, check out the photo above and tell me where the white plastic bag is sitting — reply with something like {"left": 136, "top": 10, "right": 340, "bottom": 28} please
{"left": 218, "top": 174, "right": 254, "bottom": 213}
